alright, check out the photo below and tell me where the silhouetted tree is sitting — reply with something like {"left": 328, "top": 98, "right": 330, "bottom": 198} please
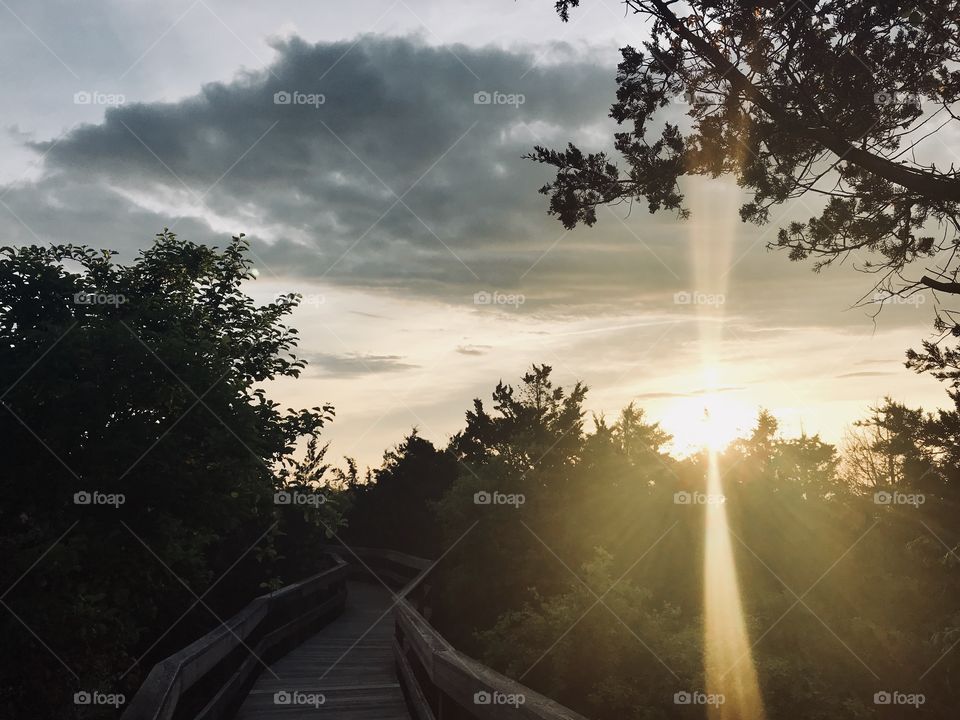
{"left": 0, "top": 231, "right": 338, "bottom": 719}
{"left": 419, "top": 371, "right": 960, "bottom": 719}
{"left": 450, "top": 363, "right": 588, "bottom": 474}
{"left": 536, "top": 0, "right": 960, "bottom": 375}
{"left": 343, "top": 430, "right": 457, "bottom": 556}
{"left": 836, "top": 398, "right": 946, "bottom": 496}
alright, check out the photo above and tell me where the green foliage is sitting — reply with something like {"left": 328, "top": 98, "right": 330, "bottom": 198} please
{"left": 391, "top": 365, "right": 960, "bottom": 720}
{"left": 449, "top": 363, "right": 589, "bottom": 472}
{"left": 431, "top": 366, "right": 686, "bottom": 650}
{"left": 478, "top": 548, "right": 697, "bottom": 720}
{"left": 272, "top": 436, "right": 350, "bottom": 586}
{"left": 0, "top": 231, "right": 340, "bottom": 718}
{"left": 342, "top": 430, "right": 458, "bottom": 556}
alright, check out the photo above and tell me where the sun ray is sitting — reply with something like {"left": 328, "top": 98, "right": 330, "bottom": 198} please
{"left": 687, "top": 177, "right": 767, "bottom": 719}
{"left": 703, "top": 451, "right": 766, "bottom": 719}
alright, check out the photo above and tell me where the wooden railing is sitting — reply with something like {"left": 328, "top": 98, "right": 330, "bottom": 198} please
{"left": 120, "top": 554, "right": 348, "bottom": 720}
{"left": 121, "top": 546, "right": 589, "bottom": 720}
{"left": 338, "top": 546, "right": 590, "bottom": 720}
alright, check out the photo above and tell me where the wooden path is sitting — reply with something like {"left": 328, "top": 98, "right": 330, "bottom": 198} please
{"left": 235, "top": 581, "right": 411, "bottom": 719}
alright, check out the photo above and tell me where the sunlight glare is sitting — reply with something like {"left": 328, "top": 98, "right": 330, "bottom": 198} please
{"left": 687, "top": 178, "right": 766, "bottom": 719}
{"left": 703, "top": 452, "right": 766, "bottom": 719}
{"left": 662, "top": 391, "right": 753, "bottom": 454}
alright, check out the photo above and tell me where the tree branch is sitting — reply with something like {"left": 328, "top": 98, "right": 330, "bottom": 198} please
{"left": 644, "top": 0, "right": 960, "bottom": 202}
{"left": 920, "top": 275, "right": 960, "bottom": 294}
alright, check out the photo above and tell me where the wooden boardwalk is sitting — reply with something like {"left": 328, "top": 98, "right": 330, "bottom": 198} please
{"left": 235, "top": 581, "right": 411, "bottom": 719}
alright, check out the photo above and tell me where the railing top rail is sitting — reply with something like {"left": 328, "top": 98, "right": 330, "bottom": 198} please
{"left": 123, "top": 545, "right": 589, "bottom": 720}
{"left": 121, "top": 554, "right": 348, "bottom": 720}
{"left": 394, "top": 600, "right": 590, "bottom": 720}
{"left": 325, "top": 544, "right": 433, "bottom": 571}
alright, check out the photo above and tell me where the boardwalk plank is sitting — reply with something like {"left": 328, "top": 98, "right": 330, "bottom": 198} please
{"left": 235, "top": 581, "right": 411, "bottom": 720}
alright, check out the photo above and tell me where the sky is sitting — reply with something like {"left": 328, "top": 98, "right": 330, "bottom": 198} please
{"left": 1, "top": 0, "right": 951, "bottom": 469}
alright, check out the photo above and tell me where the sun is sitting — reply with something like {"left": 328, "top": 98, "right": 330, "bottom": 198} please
{"left": 661, "top": 393, "right": 753, "bottom": 454}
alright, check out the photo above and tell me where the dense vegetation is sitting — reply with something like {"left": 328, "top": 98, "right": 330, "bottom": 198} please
{"left": 0, "top": 233, "right": 342, "bottom": 719}
{"left": 346, "top": 366, "right": 960, "bottom": 720}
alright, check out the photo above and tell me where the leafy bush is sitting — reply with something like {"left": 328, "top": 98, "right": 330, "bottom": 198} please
{"left": 0, "top": 231, "right": 340, "bottom": 718}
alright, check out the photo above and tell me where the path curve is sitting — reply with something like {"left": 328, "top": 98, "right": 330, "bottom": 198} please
{"left": 235, "top": 581, "right": 410, "bottom": 719}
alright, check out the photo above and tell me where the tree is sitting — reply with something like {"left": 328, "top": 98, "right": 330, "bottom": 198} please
{"left": 923, "top": 394, "right": 960, "bottom": 492}
{"left": 841, "top": 398, "right": 939, "bottom": 492}
{"left": 535, "top": 0, "right": 960, "bottom": 372}
{"left": 771, "top": 432, "right": 841, "bottom": 497}
{"left": 449, "top": 364, "right": 588, "bottom": 474}
{"left": 415, "top": 369, "right": 960, "bottom": 718}
{"left": 0, "top": 231, "right": 336, "bottom": 719}
{"left": 477, "top": 548, "right": 698, "bottom": 720}
{"left": 343, "top": 430, "right": 458, "bottom": 556}
{"left": 433, "top": 366, "right": 590, "bottom": 648}
{"left": 611, "top": 402, "right": 672, "bottom": 463}
{"left": 841, "top": 425, "right": 890, "bottom": 489}
{"left": 273, "top": 437, "right": 350, "bottom": 585}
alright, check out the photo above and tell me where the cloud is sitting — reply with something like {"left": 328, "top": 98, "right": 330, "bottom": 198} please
{"left": 634, "top": 385, "right": 745, "bottom": 400}
{"left": 0, "top": 33, "right": 936, "bottom": 333}
{"left": 304, "top": 352, "right": 417, "bottom": 377}
{"left": 455, "top": 344, "right": 492, "bottom": 355}
{"left": 6, "top": 35, "right": 637, "bottom": 299}
{"left": 834, "top": 371, "right": 896, "bottom": 379}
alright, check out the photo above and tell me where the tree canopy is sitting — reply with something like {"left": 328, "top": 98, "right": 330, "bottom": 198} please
{"left": 0, "top": 231, "right": 340, "bottom": 719}
{"left": 533, "top": 0, "right": 960, "bottom": 375}
{"left": 348, "top": 365, "right": 960, "bottom": 720}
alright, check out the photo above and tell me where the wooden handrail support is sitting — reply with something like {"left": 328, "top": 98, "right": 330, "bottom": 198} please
{"left": 121, "top": 554, "right": 349, "bottom": 720}
{"left": 393, "top": 600, "right": 589, "bottom": 720}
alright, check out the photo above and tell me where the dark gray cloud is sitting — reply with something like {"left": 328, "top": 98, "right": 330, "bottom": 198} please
{"left": 0, "top": 34, "right": 761, "bottom": 312}
{"left": 0, "top": 33, "right": 937, "bottom": 332}
{"left": 6, "top": 35, "right": 629, "bottom": 297}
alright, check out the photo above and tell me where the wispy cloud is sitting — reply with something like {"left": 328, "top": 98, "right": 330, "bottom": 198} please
{"left": 305, "top": 352, "right": 417, "bottom": 377}
{"left": 635, "top": 386, "right": 745, "bottom": 400}
{"left": 455, "top": 344, "right": 492, "bottom": 355}
{"left": 834, "top": 371, "right": 895, "bottom": 379}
